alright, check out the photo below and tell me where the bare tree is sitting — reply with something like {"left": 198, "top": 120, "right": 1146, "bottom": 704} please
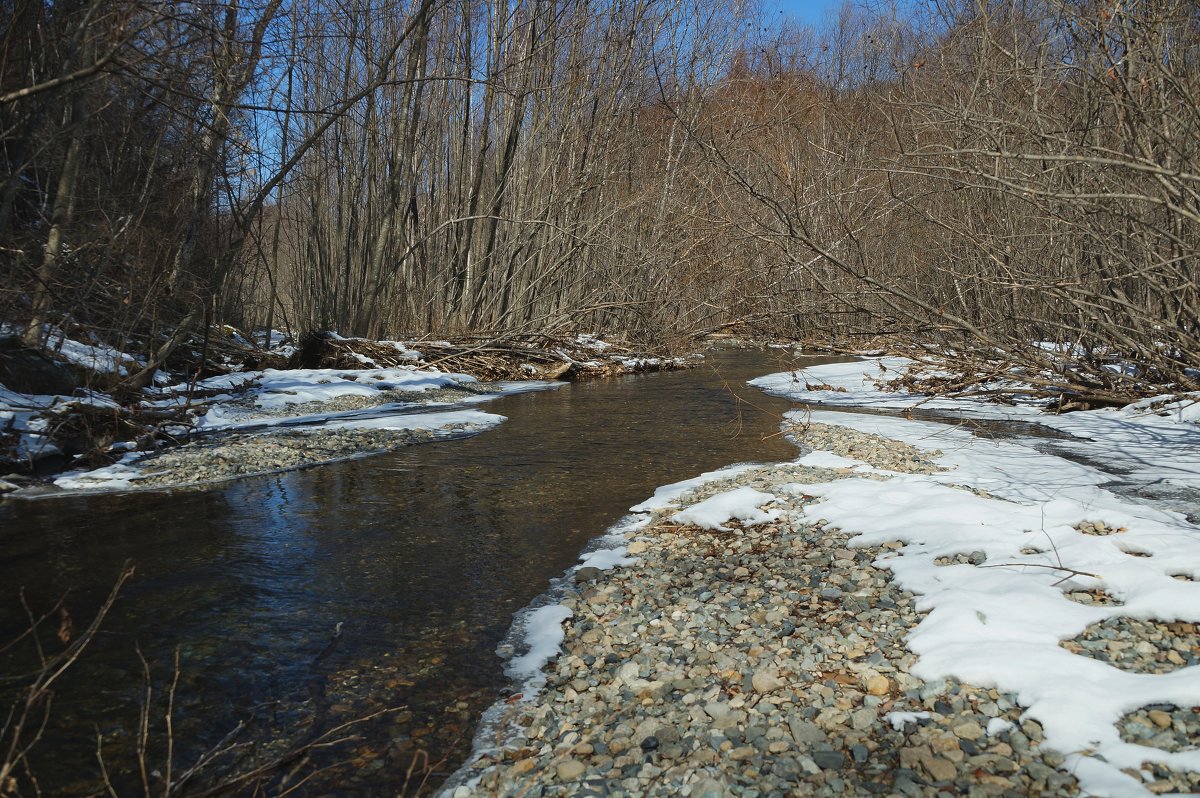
{"left": 696, "top": 0, "right": 1198, "bottom": 402}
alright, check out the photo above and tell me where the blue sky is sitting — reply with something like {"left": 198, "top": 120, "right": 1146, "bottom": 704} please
{"left": 772, "top": 0, "right": 846, "bottom": 27}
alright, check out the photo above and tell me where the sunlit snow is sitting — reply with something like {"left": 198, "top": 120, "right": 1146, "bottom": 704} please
{"left": 754, "top": 366, "right": 1200, "bottom": 798}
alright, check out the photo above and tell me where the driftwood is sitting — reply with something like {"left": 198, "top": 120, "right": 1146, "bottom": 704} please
{"left": 42, "top": 400, "right": 192, "bottom": 462}
{"left": 286, "top": 331, "right": 684, "bottom": 382}
{"left": 880, "top": 351, "right": 1141, "bottom": 411}
{"left": 1, "top": 328, "right": 689, "bottom": 471}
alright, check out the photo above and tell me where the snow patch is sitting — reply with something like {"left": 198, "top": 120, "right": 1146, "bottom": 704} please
{"left": 886, "top": 711, "right": 931, "bottom": 730}
{"left": 987, "top": 718, "right": 1016, "bottom": 737}
{"left": 781, "top": 409, "right": 1200, "bottom": 798}
{"left": 505, "top": 604, "right": 574, "bottom": 686}
{"left": 46, "top": 330, "right": 143, "bottom": 376}
{"left": 794, "top": 450, "right": 879, "bottom": 472}
{"left": 629, "top": 463, "right": 762, "bottom": 513}
{"left": 669, "top": 486, "right": 781, "bottom": 531}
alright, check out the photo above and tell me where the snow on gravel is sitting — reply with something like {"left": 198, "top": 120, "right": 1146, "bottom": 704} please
{"left": 145, "top": 366, "right": 481, "bottom": 429}
{"left": 757, "top": 361, "right": 1200, "bottom": 798}
{"left": 753, "top": 357, "right": 1200, "bottom": 491}
{"left": 669, "top": 486, "right": 782, "bottom": 531}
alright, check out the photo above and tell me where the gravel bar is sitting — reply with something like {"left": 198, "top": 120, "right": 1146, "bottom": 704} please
{"left": 53, "top": 386, "right": 496, "bottom": 492}
{"left": 443, "top": 422, "right": 1194, "bottom": 798}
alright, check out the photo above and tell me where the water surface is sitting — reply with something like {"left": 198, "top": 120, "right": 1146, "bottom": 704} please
{"left": 0, "top": 347, "right": 832, "bottom": 795}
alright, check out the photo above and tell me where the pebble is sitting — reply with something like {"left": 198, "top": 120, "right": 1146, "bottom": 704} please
{"left": 575, "top": 567, "right": 602, "bottom": 583}
{"left": 953, "top": 721, "right": 984, "bottom": 741}
{"left": 556, "top": 760, "right": 586, "bottom": 780}
{"left": 442, "top": 425, "right": 1160, "bottom": 797}
{"left": 864, "top": 674, "right": 890, "bottom": 696}
{"left": 57, "top": 386, "right": 493, "bottom": 491}
{"left": 751, "top": 670, "right": 786, "bottom": 694}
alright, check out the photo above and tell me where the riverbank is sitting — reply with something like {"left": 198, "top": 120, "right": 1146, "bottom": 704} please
{"left": 1, "top": 329, "right": 694, "bottom": 495}
{"left": 5, "top": 368, "right": 518, "bottom": 494}
{"left": 446, "top": 367, "right": 1200, "bottom": 798}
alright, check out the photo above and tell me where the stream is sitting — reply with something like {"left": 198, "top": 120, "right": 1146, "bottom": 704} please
{"left": 0, "top": 347, "right": 840, "bottom": 796}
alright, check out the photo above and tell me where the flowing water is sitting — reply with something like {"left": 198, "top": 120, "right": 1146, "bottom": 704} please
{"left": 0, "top": 347, "right": 838, "bottom": 796}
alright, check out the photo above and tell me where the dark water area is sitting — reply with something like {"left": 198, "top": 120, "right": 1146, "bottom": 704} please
{"left": 0, "top": 347, "right": 837, "bottom": 796}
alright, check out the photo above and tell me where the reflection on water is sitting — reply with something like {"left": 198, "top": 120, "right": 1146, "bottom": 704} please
{"left": 0, "top": 347, "right": 834, "bottom": 795}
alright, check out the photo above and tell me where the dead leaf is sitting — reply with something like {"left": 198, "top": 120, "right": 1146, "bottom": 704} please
{"left": 57, "top": 607, "right": 72, "bottom": 645}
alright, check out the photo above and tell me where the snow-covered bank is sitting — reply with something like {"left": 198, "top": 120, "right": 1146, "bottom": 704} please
{"left": 1, "top": 375, "right": 505, "bottom": 493}
{"left": 34, "top": 365, "right": 555, "bottom": 493}
{"left": 1, "top": 325, "right": 688, "bottom": 490}
{"left": 752, "top": 357, "right": 1200, "bottom": 494}
{"left": 3, "top": 363, "right": 556, "bottom": 496}
{"left": 757, "top": 361, "right": 1200, "bottom": 795}
{"left": 444, "top": 360, "right": 1200, "bottom": 798}
{"left": 49, "top": 409, "right": 508, "bottom": 493}
{"left": 781, "top": 412, "right": 1200, "bottom": 797}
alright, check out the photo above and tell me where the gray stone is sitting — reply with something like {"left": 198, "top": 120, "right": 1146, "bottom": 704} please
{"left": 575, "top": 567, "right": 602, "bottom": 583}
{"left": 771, "top": 757, "right": 803, "bottom": 779}
{"left": 691, "top": 777, "right": 729, "bottom": 798}
{"left": 704, "top": 702, "right": 731, "bottom": 721}
{"left": 811, "top": 750, "right": 846, "bottom": 770}
{"left": 788, "top": 718, "right": 827, "bottom": 747}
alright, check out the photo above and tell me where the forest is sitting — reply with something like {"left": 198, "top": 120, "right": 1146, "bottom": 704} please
{"left": 2, "top": 3, "right": 1200, "bottom": 796}
{"left": 2, "top": 0, "right": 1197, "bottom": 403}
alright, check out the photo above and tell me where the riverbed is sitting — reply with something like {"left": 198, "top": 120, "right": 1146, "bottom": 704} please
{"left": 0, "top": 347, "right": 838, "bottom": 796}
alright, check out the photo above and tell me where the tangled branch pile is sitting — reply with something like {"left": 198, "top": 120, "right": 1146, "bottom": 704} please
{"left": 287, "top": 332, "right": 683, "bottom": 382}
